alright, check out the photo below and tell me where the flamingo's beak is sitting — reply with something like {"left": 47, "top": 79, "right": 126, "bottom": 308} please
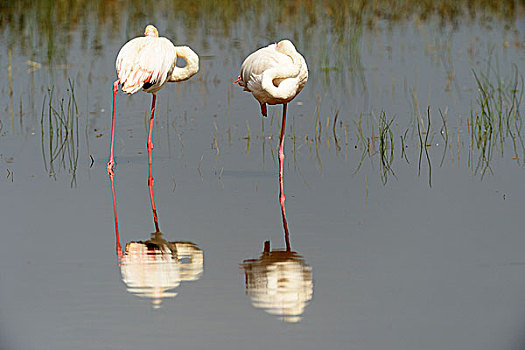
{"left": 144, "top": 25, "right": 159, "bottom": 38}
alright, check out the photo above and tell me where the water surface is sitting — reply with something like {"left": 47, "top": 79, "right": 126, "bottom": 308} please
{"left": 1, "top": 1, "right": 524, "bottom": 349}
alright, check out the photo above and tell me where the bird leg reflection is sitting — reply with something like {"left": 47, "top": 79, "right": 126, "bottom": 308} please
{"left": 241, "top": 141, "right": 314, "bottom": 322}
{"left": 279, "top": 103, "right": 291, "bottom": 251}
{"left": 109, "top": 171, "right": 122, "bottom": 257}
{"left": 149, "top": 176, "right": 160, "bottom": 233}
{"left": 147, "top": 94, "right": 160, "bottom": 233}
{"left": 109, "top": 165, "right": 203, "bottom": 309}
{"left": 107, "top": 80, "right": 120, "bottom": 175}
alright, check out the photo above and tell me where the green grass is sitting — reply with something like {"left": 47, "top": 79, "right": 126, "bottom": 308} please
{"left": 378, "top": 111, "right": 396, "bottom": 184}
{"left": 471, "top": 60, "right": 524, "bottom": 178}
{"left": 40, "top": 79, "right": 79, "bottom": 187}
{"left": 332, "top": 63, "right": 523, "bottom": 185}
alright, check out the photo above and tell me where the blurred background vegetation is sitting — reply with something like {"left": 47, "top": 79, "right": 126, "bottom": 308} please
{"left": 1, "top": 0, "right": 523, "bottom": 63}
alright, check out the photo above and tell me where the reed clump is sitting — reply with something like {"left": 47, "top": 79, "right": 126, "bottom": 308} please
{"left": 471, "top": 62, "right": 524, "bottom": 178}
{"left": 40, "top": 79, "right": 79, "bottom": 186}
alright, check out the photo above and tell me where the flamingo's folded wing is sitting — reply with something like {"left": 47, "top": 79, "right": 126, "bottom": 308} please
{"left": 117, "top": 37, "right": 176, "bottom": 94}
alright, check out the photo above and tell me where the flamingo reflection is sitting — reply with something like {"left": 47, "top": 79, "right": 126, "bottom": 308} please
{"left": 241, "top": 181, "right": 313, "bottom": 322}
{"left": 109, "top": 173, "right": 203, "bottom": 309}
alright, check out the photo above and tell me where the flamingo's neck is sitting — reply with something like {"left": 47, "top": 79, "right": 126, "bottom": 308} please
{"left": 261, "top": 65, "right": 301, "bottom": 101}
{"left": 169, "top": 46, "right": 199, "bottom": 82}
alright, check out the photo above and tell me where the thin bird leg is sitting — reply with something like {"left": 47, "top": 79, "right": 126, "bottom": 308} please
{"left": 264, "top": 240, "right": 271, "bottom": 254}
{"left": 279, "top": 103, "right": 291, "bottom": 251}
{"left": 107, "top": 80, "right": 119, "bottom": 175}
{"left": 147, "top": 94, "right": 160, "bottom": 233}
{"left": 260, "top": 103, "right": 267, "bottom": 117}
{"left": 109, "top": 171, "right": 122, "bottom": 258}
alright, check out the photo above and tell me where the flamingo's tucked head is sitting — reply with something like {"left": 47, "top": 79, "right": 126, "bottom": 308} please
{"left": 275, "top": 39, "right": 297, "bottom": 63}
{"left": 276, "top": 40, "right": 296, "bottom": 53}
{"left": 144, "top": 25, "right": 159, "bottom": 38}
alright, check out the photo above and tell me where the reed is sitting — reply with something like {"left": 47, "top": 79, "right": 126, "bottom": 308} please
{"left": 378, "top": 111, "right": 396, "bottom": 184}
{"left": 438, "top": 108, "right": 449, "bottom": 167}
{"left": 471, "top": 61, "right": 524, "bottom": 178}
{"left": 346, "top": 61, "right": 522, "bottom": 186}
{"left": 40, "top": 80, "right": 79, "bottom": 187}
{"left": 245, "top": 120, "right": 251, "bottom": 155}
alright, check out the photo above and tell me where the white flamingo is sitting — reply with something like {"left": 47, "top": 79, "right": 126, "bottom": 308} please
{"left": 107, "top": 25, "right": 199, "bottom": 178}
{"left": 235, "top": 40, "right": 308, "bottom": 226}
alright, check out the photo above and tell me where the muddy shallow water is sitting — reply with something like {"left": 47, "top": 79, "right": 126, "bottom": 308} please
{"left": 1, "top": 1, "right": 525, "bottom": 349}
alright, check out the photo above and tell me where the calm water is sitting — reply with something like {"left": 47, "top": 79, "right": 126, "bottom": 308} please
{"left": 1, "top": 1, "right": 525, "bottom": 349}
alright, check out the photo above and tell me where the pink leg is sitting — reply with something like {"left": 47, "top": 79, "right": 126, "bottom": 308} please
{"left": 264, "top": 240, "right": 271, "bottom": 254}
{"left": 260, "top": 103, "right": 267, "bottom": 117}
{"left": 109, "top": 171, "right": 122, "bottom": 257}
{"left": 147, "top": 94, "right": 160, "bottom": 233}
{"left": 279, "top": 103, "right": 291, "bottom": 251}
{"left": 107, "top": 80, "right": 119, "bottom": 175}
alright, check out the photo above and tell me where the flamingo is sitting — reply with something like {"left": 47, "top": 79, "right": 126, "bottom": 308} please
{"left": 235, "top": 40, "right": 308, "bottom": 232}
{"left": 107, "top": 25, "right": 199, "bottom": 178}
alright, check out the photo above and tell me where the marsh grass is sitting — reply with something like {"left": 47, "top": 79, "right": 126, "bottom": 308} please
{"left": 378, "top": 112, "right": 396, "bottom": 184}
{"left": 417, "top": 107, "right": 432, "bottom": 187}
{"left": 245, "top": 120, "right": 251, "bottom": 155}
{"left": 471, "top": 62, "right": 524, "bottom": 178}
{"left": 343, "top": 65, "right": 522, "bottom": 186}
{"left": 352, "top": 111, "right": 396, "bottom": 183}
{"left": 40, "top": 80, "right": 79, "bottom": 187}
{"left": 400, "top": 128, "right": 410, "bottom": 163}
{"left": 438, "top": 108, "right": 449, "bottom": 167}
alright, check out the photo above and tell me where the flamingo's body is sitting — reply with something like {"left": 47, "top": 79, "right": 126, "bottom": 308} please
{"left": 116, "top": 34, "right": 199, "bottom": 95}
{"left": 237, "top": 40, "right": 308, "bottom": 116}
{"left": 236, "top": 40, "right": 308, "bottom": 231}
{"left": 108, "top": 25, "right": 199, "bottom": 174}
